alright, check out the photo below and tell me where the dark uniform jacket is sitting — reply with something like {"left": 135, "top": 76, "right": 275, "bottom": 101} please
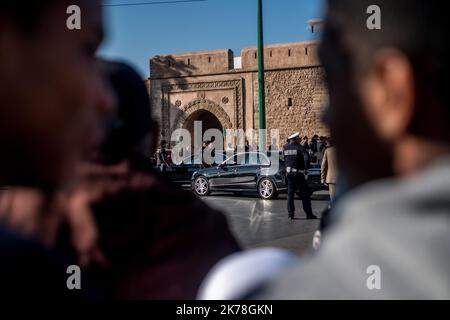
{"left": 283, "top": 142, "right": 307, "bottom": 171}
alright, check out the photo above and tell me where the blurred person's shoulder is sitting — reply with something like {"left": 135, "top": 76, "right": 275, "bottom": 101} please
{"left": 94, "top": 166, "right": 225, "bottom": 226}
{"left": 93, "top": 166, "right": 240, "bottom": 259}
{"left": 252, "top": 157, "right": 450, "bottom": 299}
{"left": 0, "top": 226, "right": 84, "bottom": 300}
{"left": 91, "top": 165, "right": 240, "bottom": 299}
{"left": 336, "top": 155, "right": 450, "bottom": 226}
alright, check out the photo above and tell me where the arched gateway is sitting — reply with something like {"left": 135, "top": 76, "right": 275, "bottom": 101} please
{"left": 171, "top": 99, "right": 233, "bottom": 140}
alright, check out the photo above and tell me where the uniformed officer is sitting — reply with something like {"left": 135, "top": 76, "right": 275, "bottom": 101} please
{"left": 283, "top": 132, "right": 318, "bottom": 220}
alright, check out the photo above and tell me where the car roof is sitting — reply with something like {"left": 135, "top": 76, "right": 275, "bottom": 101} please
{"left": 223, "top": 152, "right": 271, "bottom": 163}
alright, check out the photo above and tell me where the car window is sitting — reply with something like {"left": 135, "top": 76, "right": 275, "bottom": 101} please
{"left": 214, "top": 153, "right": 226, "bottom": 164}
{"left": 243, "top": 154, "right": 255, "bottom": 165}
{"left": 223, "top": 153, "right": 270, "bottom": 166}
{"left": 224, "top": 155, "right": 238, "bottom": 166}
{"left": 181, "top": 155, "right": 200, "bottom": 165}
{"left": 180, "top": 153, "right": 226, "bottom": 165}
{"left": 242, "top": 153, "right": 270, "bottom": 165}
{"left": 259, "top": 154, "right": 270, "bottom": 166}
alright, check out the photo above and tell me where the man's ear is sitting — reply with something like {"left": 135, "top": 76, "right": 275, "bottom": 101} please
{"left": 360, "top": 49, "right": 416, "bottom": 142}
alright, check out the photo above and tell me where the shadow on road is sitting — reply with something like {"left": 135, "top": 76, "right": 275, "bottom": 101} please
{"left": 311, "top": 194, "right": 330, "bottom": 201}
{"left": 203, "top": 192, "right": 330, "bottom": 202}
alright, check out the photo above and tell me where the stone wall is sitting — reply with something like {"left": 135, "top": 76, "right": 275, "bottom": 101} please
{"left": 254, "top": 67, "right": 329, "bottom": 143}
{"left": 149, "top": 41, "right": 329, "bottom": 149}
{"left": 150, "top": 49, "right": 234, "bottom": 78}
{"left": 241, "top": 41, "right": 320, "bottom": 70}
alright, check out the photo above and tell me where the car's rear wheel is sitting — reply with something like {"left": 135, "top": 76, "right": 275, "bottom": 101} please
{"left": 258, "top": 178, "right": 278, "bottom": 199}
{"left": 194, "top": 176, "right": 210, "bottom": 196}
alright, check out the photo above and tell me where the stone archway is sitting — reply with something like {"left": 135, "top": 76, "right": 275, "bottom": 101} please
{"left": 182, "top": 109, "right": 223, "bottom": 142}
{"left": 171, "top": 98, "right": 233, "bottom": 133}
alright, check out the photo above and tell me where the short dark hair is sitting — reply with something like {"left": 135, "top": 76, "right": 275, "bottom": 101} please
{"left": 0, "top": 1, "right": 68, "bottom": 32}
{"left": 100, "top": 61, "right": 153, "bottom": 164}
{"left": 322, "top": 0, "right": 448, "bottom": 116}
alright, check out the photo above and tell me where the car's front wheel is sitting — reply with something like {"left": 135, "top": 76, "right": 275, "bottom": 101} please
{"left": 194, "top": 176, "right": 210, "bottom": 196}
{"left": 258, "top": 178, "right": 278, "bottom": 199}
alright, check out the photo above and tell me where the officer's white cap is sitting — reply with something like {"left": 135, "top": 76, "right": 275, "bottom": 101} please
{"left": 288, "top": 132, "right": 300, "bottom": 140}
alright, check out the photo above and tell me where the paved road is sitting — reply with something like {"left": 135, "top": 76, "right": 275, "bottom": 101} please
{"left": 203, "top": 191, "right": 330, "bottom": 256}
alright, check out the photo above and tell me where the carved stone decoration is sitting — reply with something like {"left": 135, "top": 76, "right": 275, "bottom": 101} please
{"left": 197, "top": 91, "right": 206, "bottom": 99}
{"left": 161, "top": 79, "right": 244, "bottom": 140}
{"left": 222, "top": 97, "right": 229, "bottom": 104}
{"left": 171, "top": 99, "right": 233, "bottom": 134}
{"left": 175, "top": 100, "right": 182, "bottom": 107}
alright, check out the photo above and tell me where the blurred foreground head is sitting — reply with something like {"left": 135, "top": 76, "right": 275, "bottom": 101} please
{"left": 97, "top": 61, "right": 157, "bottom": 166}
{"left": 321, "top": 0, "right": 450, "bottom": 189}
{"left": 0, "top": 1, "right": 112, "bottom": 190}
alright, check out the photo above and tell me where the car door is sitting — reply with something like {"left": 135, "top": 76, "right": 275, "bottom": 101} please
{"left": 236, "top": 153, "right": 267, "bottom": 190}
{"left": 306, "top": 164, "right": 324, "bottom": 191}
{"left": 208, "top": 155, "right": 240, "bottom": 190}
{"left": 171, "top": 155, "right": 202, "bottom": 184}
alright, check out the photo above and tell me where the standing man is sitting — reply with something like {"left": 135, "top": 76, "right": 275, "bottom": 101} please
{"left": 310, "top": 135, "right": 319, "bottom": 163}
{"left": 157, "top": 140, "right": 169, "bottom": 172}
{"left": 321, "top": 138, "right": 338, "bottom": 203}
{"left": 317, "top": 136, "right": 327, "bottom": 164}
{"left": 283, "top": 132, "right": 318, "bottom": 220}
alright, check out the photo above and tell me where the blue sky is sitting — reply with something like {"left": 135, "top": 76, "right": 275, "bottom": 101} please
{"left": 100, "top": 0, "right": 325, "bottom": 78}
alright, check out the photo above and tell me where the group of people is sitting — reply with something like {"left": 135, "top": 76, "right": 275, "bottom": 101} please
{"left": 282, "top": 133, "right": 337, "bottom": 220}
{"left": 155, "top": 138, "right": 220, "bottom": 171}
{"left": 0, "top": 0, "right": 449, "bottom": 300}
{"left": 301, "top": 135, "right": 328, "bottom": 165}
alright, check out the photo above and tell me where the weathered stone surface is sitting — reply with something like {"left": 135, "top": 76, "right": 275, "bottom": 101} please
{"left": 148, "top": 41, "right": 329, "bottom": 148}
{"left": 257, "top": 68, "right": 329, "bottom": 142}
{"left": 241, "top": 41, "right": 320, "bottom": 70}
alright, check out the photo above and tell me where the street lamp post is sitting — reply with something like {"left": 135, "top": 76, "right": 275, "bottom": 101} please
{"left": 257, "top": 0, "right": 266, "bottom": 151}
